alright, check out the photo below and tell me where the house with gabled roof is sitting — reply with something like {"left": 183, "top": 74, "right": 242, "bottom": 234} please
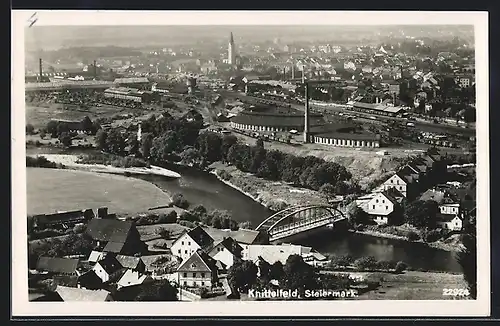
{"left": 117, "top": 269, "right": 152, "bottom": 290}
{"left": 177, "top": 250, "right": 219, "bottom": 289}
{"left": 86, "top": 219, "right": 146, "bottom": 256}
{"left": 171, "top": 226, "right": 215, "bottom": 262}
{"left": 116, "top": 255, "right": 146, "bottom": 273}
{"left": 92, "top": 253, "right": 124, "bottom": 283}
{"left": 356, "top": 190, "right": 402, "bottom": 225}
{"left": 207, "top": 237, "right": 243, "bottom": 269}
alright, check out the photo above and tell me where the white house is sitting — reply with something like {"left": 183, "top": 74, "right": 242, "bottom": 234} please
{"left": 439, "top": 203, "right": 460, "bottom": 216}
{"left": 245, "top": 244, "right": 327, "bottom": 267}
{"left": 381, "top": 173, "right": 409, "bottom": 197}
{"left": 203, "top": 227, "right": 267, "bottom": 261}
{"left": 170, "top": 226, "right": 215, "bottom": 262}
{"left": 92, "top": 254, "right": 123, "bottom": 283}
{"left": 177, "top": 250, "right": 218, "bottom": 288}
{"left": 117, "top": 269, "right": 151, "bottom": 290}
{"left": 356, "top": 191, "right": 399, "bottom": 225}
{"left": 437, "top": 214, "right": 463, "bottom": 231}
{"left": 207, "top": 237, "right": 243, "bottom": 269}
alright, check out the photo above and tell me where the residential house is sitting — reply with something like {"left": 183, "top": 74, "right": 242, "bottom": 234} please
{"left": 356, "top": 190, "right": 402, "bottom": 225}
{"left": 36, "top": 257, "right": 80, "bottom": 276}
{"left": 85, "top": 219, "right": 146, "bottom": 256}
{"left": 171, "top": 226, "right": 215, "bottom": 262}
{"left": 381, "top": 172, "right": 414, "bottom": 199}
{"left": 117, "top": 269, "right": 152, "bottom": 290}
{"left": 55, "top": 285, "right": 113, "bottom": 301}
{"left": 88, "top": 251, "right": 105, "bottom": 265}
{"left": 177, "top": 250, "right": 219, "bottom": 288}
{"left": 207, "top": 237, "right": 243, "bottom": 269}
{"left": 437, "top": 214, "right": 463, "bottom": 231}
{"left": 204, "top": 227, "right": 269, "bottom": 260}
{"left": 92, "top": 254, "right": 124, "bottom": 283}
{"left": 116, "top": 255, "right": 146, "bottom": 273}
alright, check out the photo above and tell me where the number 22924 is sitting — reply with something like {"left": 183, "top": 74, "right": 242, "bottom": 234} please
{"left": 442, "top": 288, "right": 470, "bottom": 297}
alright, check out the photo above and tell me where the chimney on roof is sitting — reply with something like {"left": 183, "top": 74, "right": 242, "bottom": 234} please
{"left": 39, "top": 58, "right": 43, "bottom": 82}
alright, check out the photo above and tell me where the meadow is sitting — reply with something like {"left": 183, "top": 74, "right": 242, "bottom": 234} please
{"left": 27, "top": 167, "right": 172, "bottom": 216}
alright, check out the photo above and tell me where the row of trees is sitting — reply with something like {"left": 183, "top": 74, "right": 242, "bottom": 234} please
{"left": 228, "top": 255, "right": 352, "bottom": 296}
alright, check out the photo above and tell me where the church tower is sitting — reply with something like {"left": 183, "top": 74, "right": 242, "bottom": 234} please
{"left": 228, "top": 32, "right": 236, "bottom": 65}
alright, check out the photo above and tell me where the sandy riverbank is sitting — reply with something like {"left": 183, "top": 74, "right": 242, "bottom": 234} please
{"left": 29, "top": 154, "right": 181, "bottom": 178}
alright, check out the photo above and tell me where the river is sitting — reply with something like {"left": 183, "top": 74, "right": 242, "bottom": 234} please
{"left": 27, "top": 146, "right": 462, "bottom": 273}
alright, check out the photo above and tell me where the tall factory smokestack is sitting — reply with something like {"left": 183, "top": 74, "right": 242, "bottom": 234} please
{"left": 303, "top": 82, "right": 310, "bottom": 143}
{"left": 291, "top": 62, "right": 295, "bottom": 80}
{"left": 93, "top": 60, "right": 97, "bottom": 80}
{"left": 39, "top": 58, "right": 43, "bottom": 82}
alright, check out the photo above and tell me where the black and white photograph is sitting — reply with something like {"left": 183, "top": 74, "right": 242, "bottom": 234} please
{"left": 11, "top": 11, "right": 490, "bottom": 317}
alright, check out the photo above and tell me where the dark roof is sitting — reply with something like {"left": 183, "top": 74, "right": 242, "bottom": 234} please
{"left": 96, "top": 255, "right": 123, "bottom": 275}
{"left": 35, "top": 210, "right": 91, "bottom": 226}
{"left": 78, "top": 270, "right": 103, "bottom": 290}
{"left": 103, "top": 241, "right": 126, "bottom": 253}
{"left": 116, "top": 255, "right": 143, "bottom": 269}
{"left": 210, "top": 237, "right": 243, "bottom": 257}
{"left": 86, "top": 219, "right": 133, "bottom": 243}
{"left": 437, "top": 213, "right": 461, "bottom": 222}
{"left": 36, "top": 257, "right": 80, "bottom": 274}
{"left": 177, "top": 250, "right": 218, "bottom": 273}
{"left": 186, "top": 226, "right": 215, "bottom": 249}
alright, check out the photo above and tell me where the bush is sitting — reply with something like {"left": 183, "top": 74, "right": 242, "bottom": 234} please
{"left": 199, "top": 287, "right": 209, "bottom": 298}
{"left": 158, "top": 211, "right": 177, "bottom": 224}
{"left": 376, "top": 260, "right": 395, "bottom": 271}
{"left": 353, "top": 256, "right": 378, "bottom": 271}
{"left": 172, "top": 193, "right": 190, "bottom": 209}
{"left": 178, "top": 211, "right": 198, "bottom": 223}
{"left": 73, "top": 224, "right": 86, "bottom": 234}
{"left": 423, "top": 229, "right": 442, "bottom": 243}
{"left": 395, "top": 261, "right": 408, "bottom": 273}
{"left": 156, "top": 227, "right": 171, "bottom": 239}
{"left": 329, "top": 254, "right": 354, "bottom": 268}
{"left": 177, "top": 220, "right": 196, "bottom": 228}
{"left": 218, "top": 170, "right": 232, "bottom": 181}
{"left": 407, "top": 231, "right": 420, "bottom": 241}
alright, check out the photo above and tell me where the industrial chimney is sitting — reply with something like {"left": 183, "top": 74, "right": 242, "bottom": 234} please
{"left": 303, "top": 82, "right": 310, "bottom": 143}
{"left": 38, "top": 58, "right": 43, "bottom": 82}
{"left": 291, "top": 62, "right": 295, "bottom": 80}
{"left": 93, "top": 60, "right": 97, "bottom": 80}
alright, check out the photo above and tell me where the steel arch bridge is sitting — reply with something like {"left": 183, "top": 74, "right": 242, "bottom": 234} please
{"left": 255, "top": 204, "right": 347, "bottom": 242}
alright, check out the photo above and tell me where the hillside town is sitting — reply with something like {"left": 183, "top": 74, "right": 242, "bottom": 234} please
{"left": 25, "top": 24, "right": 476, "bottom": 302}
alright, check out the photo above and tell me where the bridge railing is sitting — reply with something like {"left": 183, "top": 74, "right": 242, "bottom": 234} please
{"left": 269, "top": 213, "right": 343, "bottom": 236}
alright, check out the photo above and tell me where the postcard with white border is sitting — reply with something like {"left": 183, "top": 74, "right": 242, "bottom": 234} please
{"left": 11, "top": 10, "right": 490, "bottom": 317}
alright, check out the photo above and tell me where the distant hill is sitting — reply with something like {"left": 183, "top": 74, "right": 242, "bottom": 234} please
{"left": 25, "top": 25, "right": 474, "bottom": 52}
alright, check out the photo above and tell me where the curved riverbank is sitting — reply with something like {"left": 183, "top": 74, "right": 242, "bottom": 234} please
{"left": 28, "top": 154, "right": 181, "bottom": 178}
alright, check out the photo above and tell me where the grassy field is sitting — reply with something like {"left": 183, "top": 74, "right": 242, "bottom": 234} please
{"left": 136, "top": 223, "right": 189, "bottom": 242}
{"left": 25, "top": 104, "right": 127, "bottom": 129}
{"left": 357, "top": 271, "right": 469, "bottom": 300}
{"left": 27, "top": 167, "right": 172, "bottom": 216}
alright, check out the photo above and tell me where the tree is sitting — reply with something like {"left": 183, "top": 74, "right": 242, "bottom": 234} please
{"left": 282, "top": 255, "right": 317, "bottom": 293}
{"left": 26, "top": 124, "right": 35, "bottom": 135}
{"left": 58, "top": 132, "right": 72, "bottom": 148}
{"left": 269, "top": 261, "right": 285, "bottom": 280}
{"left": 39, "top": 130, "right": 46, "bottom": 139}
{"left": 319, "top": 183, "right": 336, "bottom": 203}
{"left": 394, "top": 261, "right": 408, "bottom": 273}
{"left": 172, "top": 193, "right": 189, "bottom": 209}
{"left": 404, "top": 200, "right": 439, "bottom": 228}
{"left": 189, "top": 205, "right": 208, "bottom": 223}
{"left": 134, "top": 280, "right": 178, "bottom": 301}
{"left": 456, "top": 233, "right": 477, "bottom": 299}
{"left": 258, "top": 258, "right": 271, "bottom": 281}
{"left": 106, "top": 129, "right": 126, "bottom": 155}
{"left": 346, "top": 202, "right": 370, "bottom": 225}
{"left": 354, "top": 256, "right": 378, "bottom": 271}
{"left": 141, "top": 132, "right": 154, "bottom": 159}
{"left": 158, "top": 211, "right": 177, "bottom": 224}
{"left": 156, "top": 227, "right": 171, "bottom": 239}
{"left": 46, "top": 120, "right": 59, "bottom": 138}
{"left": 227, "top": 259, "right": 258, "bottom": 293}
{"left": 96, "top": 129, "right": 108, "bottom": 151}
{"left": 180, "top": 147, "right": 202, "bottom": 167}
{"left": 128, "top": 136, "right": 140, "bottom": 156}
{"left": 238, "top": 221, "right": 252, "bottom": 230}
